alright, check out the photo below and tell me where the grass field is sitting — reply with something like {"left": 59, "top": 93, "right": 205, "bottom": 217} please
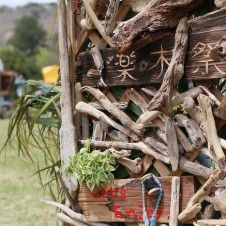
{"left": 0, "top": 119, "right": 57, "bottom": 226}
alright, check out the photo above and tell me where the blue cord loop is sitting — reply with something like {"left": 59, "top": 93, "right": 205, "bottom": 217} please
{"left": 142, "top": 175, "right": 163, "bottom": 226}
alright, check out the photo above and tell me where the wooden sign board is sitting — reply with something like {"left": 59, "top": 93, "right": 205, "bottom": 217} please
{"left": 79, "top": 176, "right": 194, "bottom": 223}
{"left": 76, "top": 27, "right": 226, "bottom": 87}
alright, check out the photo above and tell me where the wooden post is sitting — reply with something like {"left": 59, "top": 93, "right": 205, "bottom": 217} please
{"left": 169, "top": 177, "right": 180, "bottom": 226}
{"left": 57, "top": 0, "right": 77, "bottom": 192}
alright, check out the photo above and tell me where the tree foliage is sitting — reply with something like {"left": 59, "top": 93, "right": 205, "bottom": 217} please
{"left": 0, "top": 47, "right": 42, "bottom": 79}
{"left": 10, "top": 15, "right": 46, "bottom": 55}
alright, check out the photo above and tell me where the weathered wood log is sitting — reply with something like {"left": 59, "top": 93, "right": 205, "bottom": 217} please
{"left": 147, "top": 17, "right": 188, "bottom": 112}
{"left": 57, "top": 0, "right": 77, "bottom": 192}
{"left": 172, "top": 87, "right": 203, "bottom": 106}
{"left": 183, "top": 97, "right": 202, "bottom": 125}
{"left": 136, "top": 111, "right": 162, "bottom": 127}
{"left": 91, "top": 47, "right": 106, "bottom": 87}
{"left": 178, "top": 168, "right": 222, "bottom": 223}
{"left": 81, "top": 87, "right": 143, "bottom": 135}
{"left": 76, "top": 102, "right": 139, "bottom": 140}
{"left": 199, "top": 86, "right": 221, "bottom": 106}
{"left": 125, "top": 88, "right": 148, "bottom": 112}
{"left": 105, "top": 0, "right": 120, "bottom": 35}
{"left": 188, "top": 6, "right": 226, "bottom": 32}
{"left": 213, "top": 189, "right": 226, "bottom": 213}
{"left": 175, "top": 126, "right": 194, "bottom": 153}
{"left": 145, "top": 137, "right": 169, "bottom": 157}
{"left": 198, "top": 94, "right": 225, "bottom": 167}
{"left": 197, "top": 219, "right": 226, "bottom": 226}
{"left": 215, "top": 0, "right": 226, "bottom": 8}
{"left": 166, "top": 117, "right": 179, "bottom": 171}
{"left": 169, "top": 177, "right": 180, "bottom": 226}
{"left": 216, "top": 94, "right": 226, "bottom": 120}
{"left": 89, "top": 101, "right": 128, "bottom": 111}
{"left": 123, "top": 0, "right": 168, "bottom": 13}
{"left": 112, "top": 0, "right": 202, "bottom": 53}
{"left": 104, "top": 148, "right": 131, "bottom": 158}
{"left": 80, "top": 140, "right": 170, "bottom": 164}
{"left": 117, "top": 157, "right": 143, "bottom": 175}
{"left": 203, "top": 204, "right": 215, "bottom": 219}
{"left": 82, "top": 0, "right": 113, "bottom": 46}
{"left": 92, "top": 121, "right": 107, "bottom": 141}
{"left": 179, "top": 156, "right": 213, "bottom": 180}
{"left": 174, "top": 114, "right": 206, "bottom": 149}
{"left": 107, "top": 130, "right": 129, "bottom": 142}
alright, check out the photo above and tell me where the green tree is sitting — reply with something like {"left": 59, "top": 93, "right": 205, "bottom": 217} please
{"left": 0, "top": 47, "right": 42, "bottom": 79}
{"left": 10, "top": 16, "right": 46, "bottom": 55}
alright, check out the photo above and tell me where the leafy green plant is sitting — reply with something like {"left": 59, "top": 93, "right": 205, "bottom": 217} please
{"left": 67, "top": 139, "right": 116, "bottom": 191}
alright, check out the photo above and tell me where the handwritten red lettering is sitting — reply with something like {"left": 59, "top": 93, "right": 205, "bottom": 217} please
{"left": 126, "top": 209, "right": 138, "bottom": 219}
{"left": 114, "top": 206, "right": 124, "bottom": 219}
{"left": 120, "top": 188, "right": 127, "bottom": 200}
{"left": 147, "top": 208, "right": 154, "bottom": 218}
{"left": 156, "top": 208, "right": 163, "bottom": 220}
{"left": 109, "top": 188, "right": 117, "bottom": 198}
{"left": 101, "top": 189, "right": 107, "bottom": 198}
{"left": 91, "top": 192, "right": 101, "bottom": 199}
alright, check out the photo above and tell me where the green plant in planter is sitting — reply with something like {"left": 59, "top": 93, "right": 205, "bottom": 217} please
{"left": 67, "top": 139, "right": 116, "bottom": 191}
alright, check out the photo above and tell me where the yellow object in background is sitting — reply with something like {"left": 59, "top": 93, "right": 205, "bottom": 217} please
{"left": 42, "top": 65, "right": 59, "bottom": 84}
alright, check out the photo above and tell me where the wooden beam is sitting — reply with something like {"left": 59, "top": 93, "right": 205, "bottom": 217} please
{"left": 57, "top": 0, "right": 77, "bottom": 191}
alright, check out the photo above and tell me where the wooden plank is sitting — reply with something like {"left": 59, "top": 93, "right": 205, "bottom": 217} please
{"left": 78, "top": 176, "right": 194, "bottom": 223}
{"left": 76, "top": 25, "right": 226, "bottom": 87}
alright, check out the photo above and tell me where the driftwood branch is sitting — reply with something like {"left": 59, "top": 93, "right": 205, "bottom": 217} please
{"left": 178, "top": 168, "right": 222, "bottom": 223}
{"left": 80, "top": 140, "right": 170, "bottom": 164}
{"left": 145, "top": 137, "right": 169, "bottom": 157}
{"left": 117, "top": 157, "right": 143, "bottom": 174}
{"left": 112, "top": 0, "right": 202, "bottom": 53}
{"left": 42, "top": 200, "right": 109, "bottom": 226}
{"left": 123, "top": 0, "right": 168, "bottom": 13}
{"left": 174, "top": 114, "right": 206, "bottom": 149}
{"left": 166, "top": 117, "right": 179, "bottom": 171}
{"left": 82, "top": 0, "right": 114, "bottom": 46}
{"left": 197, "top": 219, "right": 226, "bottom": 226}
{"left": 81, "top": 87, "right": 143, "bottom": 135}
{"left": 76, "top": 101, "right": 139, "bottom": 141}
{"left": 169, "top": 177, "right": 180, "bottom": 226}
{"left": 105, "top": 0, "right": 120, "bottom": 35}
{"left": 57, "top": 213, "right": 89, "bottom": 226}
{"left": 147, "top": 17, "right": 189, "bottom": 111}
{"left": 172, "top": 87, "right": 203, "bottom": 106}
{"left": 89, "top": 102, "right": 128, "bottom": 111}
{"left": 136, "top": 111, "right": 162, "bottom": 127}
{"left": 183, "top": 97, "right": 202, "bottom": 125}
{"left": 125, "top": 88, "right": 148, "bottom": 112}
{"left": 198, "top": 94, "right": 225, "bottom": 167}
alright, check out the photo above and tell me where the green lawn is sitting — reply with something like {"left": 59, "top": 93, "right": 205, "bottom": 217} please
{"left": 0, "top": 119, "right": 57, "bottom": 226}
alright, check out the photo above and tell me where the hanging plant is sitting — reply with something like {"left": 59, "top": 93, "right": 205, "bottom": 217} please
{"left": 67, "top": 139, "right": 116, "bottom": 191}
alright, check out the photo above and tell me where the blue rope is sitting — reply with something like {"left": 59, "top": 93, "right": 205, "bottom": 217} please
{"left": 142, "top": 175, "right": 163, "bottom": 226}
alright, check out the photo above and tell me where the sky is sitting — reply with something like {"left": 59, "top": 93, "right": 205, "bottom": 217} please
{"left": 0, "top": 0, "right": 56, "bottom": 7}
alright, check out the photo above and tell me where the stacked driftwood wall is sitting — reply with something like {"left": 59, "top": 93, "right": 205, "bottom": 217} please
{"left": 44, "top": 1, "right": 226, "bottom": 226}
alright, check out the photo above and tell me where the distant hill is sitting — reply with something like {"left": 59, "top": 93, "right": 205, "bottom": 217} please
{"left": 0, "top": 3, "right": 57, "bottom": 46}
